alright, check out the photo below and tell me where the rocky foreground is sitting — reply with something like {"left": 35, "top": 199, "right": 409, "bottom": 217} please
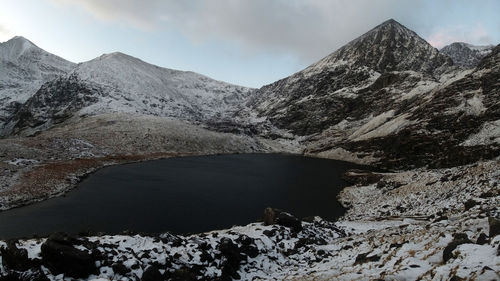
{"left": 0, "top": 159, "right": 498, "bottom": 280}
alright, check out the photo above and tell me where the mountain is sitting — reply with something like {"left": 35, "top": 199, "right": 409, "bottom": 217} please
{"left": 0, "top": 36, "right": 75, "bottom": 127}
{"left": 245, "top": 19, "right": 453, "bottom": 136}
{"left": 5, "top": 51, "right": 252, "bottom": 135}
{"left": 243, "top": 19, "right": 499, "bottom": 169}
{"left": 440, "top": 42, "right": 494, "bottom": 67}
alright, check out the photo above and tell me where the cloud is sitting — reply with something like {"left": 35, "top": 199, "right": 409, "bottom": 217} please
{"left": 427, "top": 24, "right": 494, "bottom": 49}
{"left": 49, "top": 0, "right": 497, "bottom": 61}
{"left": 50, "top": 0, "right": 430, "bottom": 61}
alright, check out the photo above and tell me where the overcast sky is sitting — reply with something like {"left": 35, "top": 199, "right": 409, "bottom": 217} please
{"left": 1, "top": 0, "right": 499, "bottom": 87}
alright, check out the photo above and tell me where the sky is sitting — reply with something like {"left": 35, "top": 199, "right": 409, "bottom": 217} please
{"left": 0, "top": 0, "right": 499, "bottom": 88}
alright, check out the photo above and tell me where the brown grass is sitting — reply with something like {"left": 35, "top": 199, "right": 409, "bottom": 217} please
{"left": 0, "top": 152, "right": 190, "bottom": 206}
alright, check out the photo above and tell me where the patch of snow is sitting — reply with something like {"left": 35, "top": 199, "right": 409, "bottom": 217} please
{"left": 461, "top": 120, "right": 500, "bottom": 146}
{"left": 4, "top": 158, "right": 39, "bottom": 166}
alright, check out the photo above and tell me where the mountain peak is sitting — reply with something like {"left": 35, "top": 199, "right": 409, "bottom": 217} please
{"left": 440, "top": 42, "right": 494, "bottom": 67}
{"left": 306, "top": 19, "right": 451, "bottom": 75}
{"left": 0, "top": 36, "right": 39, "bottom": 60}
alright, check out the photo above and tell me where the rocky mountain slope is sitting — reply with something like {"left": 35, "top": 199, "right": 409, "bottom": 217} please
{"left": 0, "top": 36, "right": 75, "bottom": 131}
{"left": 4, "top": 51, "right": 252, "bottom": 136}
{"left": 244, "top": 19, "right": 499, "bottom": 170}
{"left": 440, "top": 42, "right": 494, "bottom": 68}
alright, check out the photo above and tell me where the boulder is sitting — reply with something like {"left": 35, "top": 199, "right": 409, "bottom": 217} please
{"left": 0, "top": 241, "right": 34, "bottom": 271}
{"left": 354, "top": 252, "right": 380, "bottom": 265}
{"left": 488, "top": 217, "right": 500, "bottom": 237}
{"left": 40, "top": 233, "right": 97, "bottom": 278}
{"left": 263, "top": 208, "right": 302, "bottom": 232}
{"left": 217, "top": 238, "right": 245, "bottom": 280}
{"left": 142, "top": 265, "right": 163, "bottom": 281}
{"left": 443, "top": 234, "right": 473, "bottom": 262}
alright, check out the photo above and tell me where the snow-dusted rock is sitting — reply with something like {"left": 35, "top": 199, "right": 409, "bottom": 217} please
{"left": 440, "top": 42, "right": 494, "bottom": 68}
{"left": 6, "top": 51, "right": 252, "bottom": 135}
{"left": 0, "top": 36, "right": 75, "bottom": 131}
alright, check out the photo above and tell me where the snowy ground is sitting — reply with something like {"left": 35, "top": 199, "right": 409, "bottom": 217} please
{"left": 0, "top": 156, "right": 498, "bottom": 280}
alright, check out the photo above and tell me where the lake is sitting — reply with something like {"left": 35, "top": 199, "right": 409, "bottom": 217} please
{"left": 0, "top": 154, "right": 365, "bottom": 239}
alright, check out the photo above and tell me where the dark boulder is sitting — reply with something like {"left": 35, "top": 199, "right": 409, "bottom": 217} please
{"left": 263, "top": 208, "right": 302, "bottom": 232}
{"left": 354, "top": 252, "right": 380, "bottom": 265}
{"left": 0, "top": 269, "right": 49, "bottom": 281}
{"left": 40, "top": 234, "right": 97, "bottom": 278}
{"left": 0, "top": 241, "right": 34, "bottom": 271}
{"left": 463, "top": 199, "right": 478, "bottom": 210}
{"left": 112, "top": 263, "right": 130, "bottom": 276}
{"left": 443, "top": 235, "right": 473, "bottom": 262}
{"left": 476, "top": 233, "right": 489, "bottom": 245}
{"left": 142, "top": 265, "right": 163, "bottom": 281}
{"left": 488, "top": 217, "right": 500, "bottom": 237}
{"left": 235, "top": 235, "right": 259, "bottom": 258}
{"left": 217, "top": 238, "right": 245, "bottom": 280}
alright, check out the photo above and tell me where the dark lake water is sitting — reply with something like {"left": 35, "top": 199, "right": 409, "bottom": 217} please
{"left": 0, "top": 154, "right": 366, "bottom": 239}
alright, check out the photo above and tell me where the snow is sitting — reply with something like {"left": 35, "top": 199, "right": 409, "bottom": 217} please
{"left": 0, "top": 36, "right": 75, "bottom": 133}
{"left": 69, "top": 52, "right": 253, "bottom": 122}
{"left": 461, "top": 120, "right": 500, "bottom": 146}
{"left": 4, "top": 158, "right": 39, "bottom": 166}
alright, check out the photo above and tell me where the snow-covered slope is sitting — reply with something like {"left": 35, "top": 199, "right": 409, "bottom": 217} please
{"left": 242, "top": 19, "right": 499, "bottom": 170}
{"left": 7, "top": 51, "right": 252, "bottom": 135}
{"left": 244, "top": 19, "right": 452, "bottom": 136}
{"left": 0, "top": 36, "right": 75, "bottom": 127}
{"left": 440, "top": 42, "right": 494, "bottom": 67}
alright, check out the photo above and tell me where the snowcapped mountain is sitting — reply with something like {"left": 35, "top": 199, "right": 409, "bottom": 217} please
{"left": 245, "top": 19, "right": 453, "bottom": 136}
{"left": 0, "top": 36, "right": 75, "bottom": 126}
{"left": 304, "top": 19, "right": 452, "bottom": 76}
{"left": 0, "top": 19, "right": 498, "bottom": 169}
{"left": 243, "top": 19, "right": 499, "bottom": 169}
{"left": 440, "top": 42, "right": 494, "bottom": 67}
{"left": 5, "top": 50, "right": 252, "bottom": 135}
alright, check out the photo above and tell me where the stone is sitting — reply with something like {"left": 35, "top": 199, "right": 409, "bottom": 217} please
{"left": 488, "top": 217, "right": 500, "bottom": 237}
{"left": 0, "top": 241, "right": 34, "bottom": 271}
{"left": 443, "top": 237, "right": 472, "bottom": 262}
{"left": 263, "top": 208, "right": 302, "bottom": 232}
{"left": 354, "top": 252, "right": 380, "bottom": 265}
{"left": 141, "top": 265, "right": 163, "bottom": 281}
{"left": 40, "top": 235, "right": 97, "bottom": 278}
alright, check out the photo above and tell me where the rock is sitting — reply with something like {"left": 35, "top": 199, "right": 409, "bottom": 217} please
{"left": 112, "top": 263, "right": 130, "bottom": 276}
{"left": 464, "top": 199, "right": 478, "bottom": 210}
{"left": 263, "top": 208, "right": 302, "bottom": 232}
{"left": 443, "top": 236, "right": 473, "bottom": 262}
{"left": 276, "top": 212, "right": 303, "bottom": 232}
{"left": 488, "top": 217, "right": 500, "bottom": 237}
{"left": 235, "top": 235, "right": 259, "bottom": 258}
{"left": 263, "top": 207, "right": 277, "bottom": 226}
{"left": 476, "top": 233, "right": 489, "bottom": 245}
{"left": 40, "top": 234, "right": 97, "bottom": 278}
{"left": 0, "top": 241, "right": 34, "bottom": 271}
{"left": 19, "top": 269, "right": 49, "bottom": 281}
{"left": 142, "top": 265, "right": 163, "bottom": 281}
{"left": 0, "top": 273, "right": 20, "bottom": 281}
{"left": 164, "top": 268, "right": 198, "bottom": 281}
{"left": 0, "top": 269, "right": 49, "bottom": 281}
{"left": 354, "top": 252, "right": 380, "bottom": 265}
{"left": 217, "top": 238, "right": 245, "bottom": 280}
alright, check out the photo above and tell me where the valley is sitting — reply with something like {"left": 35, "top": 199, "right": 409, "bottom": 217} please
{"left": 0, "top": 19, "right": 498, "bottom": 280}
